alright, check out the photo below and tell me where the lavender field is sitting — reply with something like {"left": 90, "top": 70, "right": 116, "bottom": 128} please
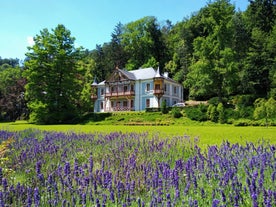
{"left": 0, "top": 129, "right": 275, "bottom": 206}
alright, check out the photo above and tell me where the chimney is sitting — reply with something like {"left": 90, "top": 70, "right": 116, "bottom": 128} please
{"left": 163, "top": 72, "right": 169, "bottom": 78}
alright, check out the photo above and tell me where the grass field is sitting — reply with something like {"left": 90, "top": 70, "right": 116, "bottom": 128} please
{"left": 1, "top": 121, "right": 275, "bottom": 148}
{"left": 1, "top": 123, "right": 276, "bottom": 206}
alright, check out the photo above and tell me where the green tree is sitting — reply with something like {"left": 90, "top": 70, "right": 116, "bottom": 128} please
{"left": 266, "top": 25, "right": 276, "bottom": 98}
{"left": 109, "top": 22, "right": 128, "bottom": 68}
{"left": 142, "top": 56, "right": 159, "bottom": 68}
{"left": 0, "top": 57, "right": 19, "bottom": 68}
{"left": 245, "top": 0, "right": 276, "bottom": 33}
{"left": 185, "top": 0, "right": 238, "bottom": 100}
{"left": 121, "top": 16, "right": 167, "bottom": 70}
{"left": 76, "top": 54, "right": 96, "bottom": 113}
{"left": 90, "top": 44, "right": 108, "bottom": 82}
{"left": 24, "top": 24, "right": 82, "bottom": 124}
{"left": 0, "top": 65, "right": 26, "bottom": 121}
{"left": 242, "top": 0, "right": 276, "bottom": 98}
{"left": 254, "top": 98, "right": 276, "bottom": 125}
{"left": 243, "top": 28, "right": 271, "bottom": 97}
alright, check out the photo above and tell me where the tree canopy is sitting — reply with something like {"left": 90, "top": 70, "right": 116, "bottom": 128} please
{"left": 24, "top": 24, "right": 83, "bottom": 124}
{"left": 1, "top": 0, "right": 275, "bottom": 123}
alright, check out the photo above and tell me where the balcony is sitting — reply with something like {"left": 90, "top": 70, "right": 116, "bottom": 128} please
{"left": 153, "top": 89, "right": 164, "bottom": 96}
{"left": 91, "top": 94, "right": 98, "bottom": 100}
{"left": 105, "top": 90, "right": 135, "bottom": 98}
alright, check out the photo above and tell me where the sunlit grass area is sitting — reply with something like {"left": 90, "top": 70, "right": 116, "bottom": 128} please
{"left": 1, "top": 121, "right": 275, "bottom": 148}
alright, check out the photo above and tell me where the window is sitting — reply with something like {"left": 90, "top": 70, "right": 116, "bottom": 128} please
{"left": 155, "top": 84, "right": 160, "bottom": 90}
{"left": 124, "top": 85, "right": 128, "bottom": 92}
{"left": 174, "top": 86, "right": 177, "bottom": 94}
{"left": 146, "top": 83, "right": 150, "bottom": 91}
{"left": 146, "top": 99, "right": 150, "bottom": 107}
{"left": 123, "top": 101, "right": 128, "bottom": 107}
{"left": 100, "top": 102, "right": 104, "bottom": 109}
{"left": 164, "top": 84, "right": 167, "bottom": 92}
{"left": 131, "top": 100, "right": 134, "bottom": 108}
{"left": 100, "top": 88, "right": 104, "bottom": 95}
{"left": 131, "top": 85, "right": 134, "bottom": 91}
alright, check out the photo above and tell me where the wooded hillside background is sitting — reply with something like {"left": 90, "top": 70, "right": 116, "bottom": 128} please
{"left": 0, "top": 0, "right": 275, "bottom": 123}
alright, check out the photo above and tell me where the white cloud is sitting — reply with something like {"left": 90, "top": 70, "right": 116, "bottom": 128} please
{"left": 27, "top": 36, "right": 35, "bottom": 46}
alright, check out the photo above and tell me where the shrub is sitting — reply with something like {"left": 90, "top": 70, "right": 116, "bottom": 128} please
{"left": 236, "top": 106, "right": 254, "bottom": 119}
{"left": 28, "top": 101, "right": 49, "bottom": 124}
{"left": 161, "top": 100, "right": 168, "bottom": 114}
{"left": 207, "top": 104, "right": 218, "bottom": 122}
{"left": 81, "top": 112, "right": 112, "bottom": 122}
{"left": 208, "top": 97, "right": 228, "bottom": 106}
{"left": 184, "top": 105, "right": 207, "bottom": 121}
{"left": 171, "top": 107, "right": 182, "bottom": 118}
{"left": 217, "top": 103, "right": 225, "bottom": 124}
{"left": 146, "top": 107, "right": 160, "bottom": 112}
{"left": 233, "top": 119, "right": 252, "bottom": 126}
{"left": 233, "top": 95, "right": 255, "bottom": 107}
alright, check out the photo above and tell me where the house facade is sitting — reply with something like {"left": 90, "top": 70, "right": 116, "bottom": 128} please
{"left": 91, "top": 67, "right": 183, "bottom": 112}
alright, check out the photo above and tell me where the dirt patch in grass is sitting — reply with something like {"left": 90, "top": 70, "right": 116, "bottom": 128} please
{"left": 185, "top": 100, "right": 208, "bottom": 106}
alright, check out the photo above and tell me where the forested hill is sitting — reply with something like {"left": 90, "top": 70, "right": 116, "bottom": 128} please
{"left": 88, "top": 0, "right": 275, "bottom": 101}
{"left": 0, "top": 0, "right": 275, "bottom": 123}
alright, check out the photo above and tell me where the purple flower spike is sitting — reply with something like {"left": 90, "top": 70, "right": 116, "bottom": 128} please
{"left": 102, "top": 194, "right": 107, "bottom": 207}
{"left": 34, "top": 187, "right": 40, "bottom": 207}
{"left": 96, "top": 198, "right": 100, "bottom": 207}
{"left": 110, "top": 190, "right": 115, "bottom": 203}
{"left": 251, "top": 193, "right": 258, "bottom": 207}
{"left": 89, "top": 155, "right": 93, "bottom": 174}
{"left": 26, "top": 187, "right": 32, "bottom": 207}
{"left": 2, "top": 178, "right": 7, "bottom": 191}
{"left": 36, "top": 161, "right": 42, "bottom": 175}
{"left": 64, "top": 161, "right": 71, "bottom": 176}
{"left": 0, "top": 192, "right": 4, "bottom": 207}
{"left": 142, "top": 201, "right": 145, "bottom": 207}
{"left": 212, "top": 199, "right": 220, "bottom": 207}
{"left": 62, "top": 199, "right": 67, "bottom": 207}
{"left": 82, "top": 192, "right": 86, "bottom": 205}
{"left": 137, "top": 198, "right": 141, "bottom": 207}
{"left": 0, "top": 168, "right": 2, "bottom": 182}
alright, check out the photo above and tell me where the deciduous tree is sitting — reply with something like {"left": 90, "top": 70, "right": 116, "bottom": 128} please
{"left": 24, "top": 24, "right": 82, "bottom": 124}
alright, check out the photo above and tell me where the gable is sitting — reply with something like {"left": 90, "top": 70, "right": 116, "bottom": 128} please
{"left": 106, "top": 69, "right": 134, "bottom": 83}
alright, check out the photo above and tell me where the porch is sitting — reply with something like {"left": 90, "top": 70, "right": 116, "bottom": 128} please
{"left": 105, "top": 98, "right": 135, "bottom": 112}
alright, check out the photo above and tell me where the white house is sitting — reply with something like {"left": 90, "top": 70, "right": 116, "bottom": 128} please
{"left": 91, "top": 67, "right": 183, "bottom": 112}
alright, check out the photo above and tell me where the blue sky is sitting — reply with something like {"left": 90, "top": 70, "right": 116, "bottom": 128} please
{"left": 0, "top": 0, "right": 249, "bottom": 60}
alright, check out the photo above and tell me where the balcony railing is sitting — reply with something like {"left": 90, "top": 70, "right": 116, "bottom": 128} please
{"left": 153, "top": 89, "right": 164, "bottom": 95}
{"left": 91, "top": 94, "right": 98, "bottom": 100}
{"left": 110, "top": 106, "right": 134, "bottom": 111}
{"left": 105, "top": 90, "right": 135, "bottom": 97}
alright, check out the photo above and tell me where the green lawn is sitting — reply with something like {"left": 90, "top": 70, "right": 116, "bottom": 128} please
{"left": 1, "top": 121, "right": 275, "bottom": 148}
